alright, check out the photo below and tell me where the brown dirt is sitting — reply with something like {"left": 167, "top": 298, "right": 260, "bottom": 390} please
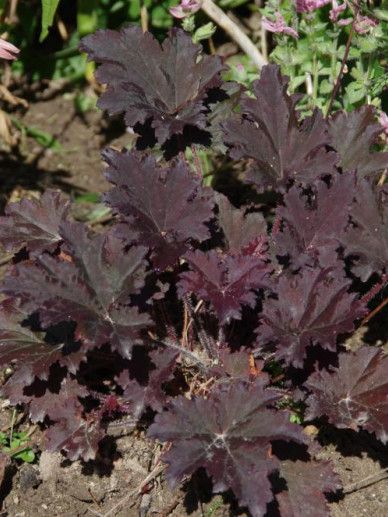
{"left": 1, "top": 427, "right": 388, "bottom": 517}
{"left": 1, "top": 94, "right": 132, "bottom": 208}
{"left": 0, "top": 94, "right": 387, "bottom": 517}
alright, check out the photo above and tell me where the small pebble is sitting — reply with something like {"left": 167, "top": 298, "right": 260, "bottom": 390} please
{"left": 19, "top": 464, "right": 41, "bottom": 491}
{"left": 303, "top": 425, "right": 319, "bottom": 436}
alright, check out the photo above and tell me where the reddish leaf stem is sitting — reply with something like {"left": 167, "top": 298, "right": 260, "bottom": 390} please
{"left": 361, "top": 295, "right": 388, "bottom": 325}
{"left": 271, "top": 214, "right": 281, "bottom": 238}
{"left": 361, "top": 274, "right": 387, "bottom": 305}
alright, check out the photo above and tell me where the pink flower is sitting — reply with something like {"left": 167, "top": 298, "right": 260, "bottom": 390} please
{"left": 0, "top": 38, "right": 19, "bottom": 61}
{"left": 354, "top": 15, "right": 378, "bottom": 34}
{"left": 336, "top": 17, "right": 352, "bottom": 26}
{"left": 262, "top": 13, "right": 299, "bottom": 39}
{"left": 169, "top": 0, "right": 201, "bottom": 19}
{"left": 295, "top": 0, "right": 330, "bottom": 13}
{"left": 379, "top": 112, "right": 388, "bottom": 136}
{"left": 329, "top": 0, "right": 347, "bottom": 22}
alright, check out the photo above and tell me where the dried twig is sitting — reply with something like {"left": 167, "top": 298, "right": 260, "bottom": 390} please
{"left": 140, "top": 1, "right": 149, "bottom": 32}
{"left": 343, "top": 467, "right": 388, "bottom": 494}
{"left": 160, "top": 338, "right": 211, "bottom": 373}
{"left": 89, "top": 462, "right": 166, "bottom": 517}
{"left": 378, "top": 169, "right": 387, "bottom": 186}
{"left": 201, "top": 0, "right": 267, "bottom": 69}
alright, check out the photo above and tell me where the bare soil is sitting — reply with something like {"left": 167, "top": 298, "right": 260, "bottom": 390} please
{"left": 0, "top": 94, "right": 387, "bottom": 517}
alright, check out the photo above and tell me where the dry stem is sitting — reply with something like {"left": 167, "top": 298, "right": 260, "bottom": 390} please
{"left": 201, "top": 0, "right": 267, "bottom": 69}
{"left": 343, "top": 467, "right": 388, "bottom": 494}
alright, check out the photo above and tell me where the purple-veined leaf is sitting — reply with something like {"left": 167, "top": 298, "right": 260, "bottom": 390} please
{"left": 103, "top": 148, "right": 214, "bottom": 269}
{"left": 1, "top": 222, "right": 152, "bottom": 359}
{"left": 222, "top": 65, "right": 336, "bottom": 192}
{"left": 275, "top": 173, "right": 355, "bottom": 268}
{"left": 0, "top": 190, "right": 69, "bottom": 256}
{"left": 342, "top": 179, "right": 387, "bottom": 281}
{"left": 148, "top": 379, "right": 306, "bottom": 517}
{"left": 256, "top": 268, "right": 366, "bottom": 367}
{"left": 277, "top": 460, "right": 341, "bottom": 517}
{"left": 329, "top": 106, "right": 388, "bottom": 177}
{"left": 305, "top": 346, "right": 388, "bottom": 443}
{"left": 178, "top": 250, "right": 269, "bottom": 325}
{"left": 80, "top": 26, "right": 224, "bottom": 145}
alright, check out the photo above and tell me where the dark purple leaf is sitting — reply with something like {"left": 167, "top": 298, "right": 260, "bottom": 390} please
{"left": 148, "top": 379, "right": 306, "bottom": 517}
{"left": 28, "top": 376, "right": 88, "bottom": 424}
{"left": 0, "top": 190, "right": 70, "bottom": 256}
{"left": 1, "top": 222, "right": 152, "bottom": 359}
{"left": 215, "top": 192, "right": 267, "bottom": 253}
{"left": 223, "top": 65, "right": 336, "bottom": 192}
{"left": 342, "top": 179, "right": 387, "bottom": 281}
{"left": 305, "top": 346, "right": 388, "bottom": 443}
{"left": 0, "top": 301, "right": 85, "bottom": 384}
{"left": 275, "top": 174, "right": 355, "bottom": 268}
{"left": 256, "top": 268, "right": 366, "bottom": 367}
{"left": 2, "top": 369, "right": 87, "bottom": 425}
{"left": 45, "top": 400, "right": 104, "bottom": 461}
{"left": 80, "top": 27, "right": 224, "bottom": 145}
{"left": 329, "top": 106, "right": 388, "bottom": 177}
{"left": 178, "top": 250, "right": 269, "bottom": 325}
{"left": 277, "top": 460, "right": 341, "bottom": 517}
{"left": 103, "top": 148, "right": 214, "bottom": 268}
{"left": 117, "top": 347, "right": 178, "bottom": 420}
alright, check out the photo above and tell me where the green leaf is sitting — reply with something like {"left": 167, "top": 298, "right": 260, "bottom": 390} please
{"left": 15, "top": 449, "right": 35, "bottom": 463}
{"left": 373, "top": 8, "right": 388, "bottom": 22}
{"left": 74, "top": 192, "right": 101, "bottom": 204}
{"left": 345, "top": 81, "right": 366, "bottom": 105}
{"left": 74, "top": 92, "right": 97, "bottom": 114}
{"left": 193, "top": 22, "right": 216, "bottom": 43}
{"left": 77, "top": 0, "right": 99, "bottom": 36}
{"left": 319, "top": 79, "right": 333, "bottom": 95}
{"left": 40, "top": 0, "right": 60, "bottom": 42}
{"left": 11, "top": 117, "right": 61, "bottom": 150}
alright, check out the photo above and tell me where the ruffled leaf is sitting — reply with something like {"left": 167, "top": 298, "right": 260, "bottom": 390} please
{"left": 1, "top": 222, "right": 151, "bottom": 359}
{"left": 223, "top": 65, "right": 336, "bottom": 192}
{"left": 256, "top": 268, "right": 366, "bottom": 367}
{"left": 149, "top": 379, "right": 306, "bottom": 517}
{"left": 178, "top": 250, "right": 269, "bottom": 325}
{"left": 305, "top": 347, "right": 388, "bottom": 443}
{"left": 0, "top": 190, "right": 69, "bottom": 256}
{"left": 103, "top": 148, "right": 214, "bottom": 269}
{"left": 80, "top": 27, "right": 224, "bottom": 145}
{"left": 342, "top": 179, "right": 388, "bottom": 281}
{"left": 329, "top": 106, "right": 388, "bottom": 177}
{"left": 275, "top": 173, "right": 355, "bottom": 268}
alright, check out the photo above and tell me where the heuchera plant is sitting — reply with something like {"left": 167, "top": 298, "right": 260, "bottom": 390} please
{"left": 0, "top": 26, "right": 387, "bottom": 516}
